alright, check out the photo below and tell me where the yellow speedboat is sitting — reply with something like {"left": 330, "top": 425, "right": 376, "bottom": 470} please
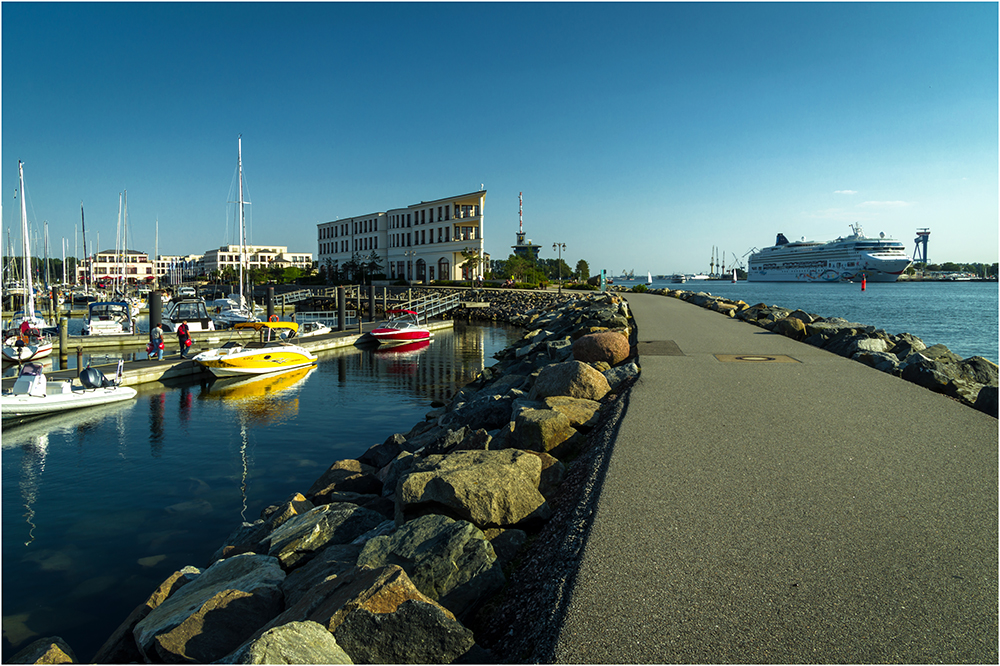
{"left": 193, "top": 321, "right": 318, "bottom": 377}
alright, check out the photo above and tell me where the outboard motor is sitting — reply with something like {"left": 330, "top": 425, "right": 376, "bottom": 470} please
{"left": 79, "top": 367, "right": 106, "bottom": 389}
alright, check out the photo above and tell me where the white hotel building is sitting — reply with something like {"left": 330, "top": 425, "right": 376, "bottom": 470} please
{"left": 317, "top": 190, "right": 486, "bottom": 283}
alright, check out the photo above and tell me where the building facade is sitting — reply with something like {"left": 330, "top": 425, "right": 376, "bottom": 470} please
{"left": 202, "top": 245, "right": 313, "bottom": 276}
{"left": 317, "top": 190, "right": 486, "bottom": 283}
{"left": 77, "top": 249, "right": 154, "bottom": 285}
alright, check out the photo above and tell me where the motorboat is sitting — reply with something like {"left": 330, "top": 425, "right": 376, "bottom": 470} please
{"left": 298, "top": 321, "right": 332, "bottom": 337}
{"left": 2, "top": 327, "right": 54, "bottom": 363}
{"left": 193, "top": 321, "right": 318, "bottom": 377}
{"left": 82, "top": 301, "right": 133, "bottom": 336}
{"left": 670, "top": 274, "right": 687, "bottom": 284}
{"left": 369, "top": 310, "right": 431, "bottom": 345}
{"left": 210, "top": 296, "right": 260, "bottom": 328}
{"left": 1, "top": 360, "right": 138, "bottom": 423}
{"left": 162, "top": 298, "right": 216, "bottom": 332}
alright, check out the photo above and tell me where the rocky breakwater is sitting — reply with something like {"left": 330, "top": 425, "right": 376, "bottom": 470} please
{"left": 444, "top": 288, "right": 581, "bottom": 324}
{"left": 12, "top": 293, "right": 639, "bottom": 665}
{"left": 652, "top": 287, "right": 998, "bottom": 418}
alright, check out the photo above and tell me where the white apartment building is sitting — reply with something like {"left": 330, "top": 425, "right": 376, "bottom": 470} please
{"left": 77, "top": 249, "right": 154, "bottom": 285}
{"left": 202, "top": 245, "right": 313, "bottom": 275}
{"left": 156, "top": 255, "right": 204, "bottom": 283}
{"left": 317, "top": 190, "right": 486, "bottom": 282}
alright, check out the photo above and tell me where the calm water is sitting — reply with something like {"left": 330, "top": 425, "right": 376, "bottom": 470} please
{"left": 643, "top": 279, "right": 998, "bottom": 363}
{"left": 1, "top": 322, "right": 521, "bottom": 662}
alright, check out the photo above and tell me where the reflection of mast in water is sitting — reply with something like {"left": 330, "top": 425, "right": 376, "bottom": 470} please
{"left": 238, "top": 423, "right": 250, "bottom": 522}
{"left": 18, "top": 434, "right": 49, "bottom": 546}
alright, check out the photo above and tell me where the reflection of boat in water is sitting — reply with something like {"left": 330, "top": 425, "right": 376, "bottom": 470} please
{"left": 194, "top": 321, "right": 317, "bottom": 377}
{"left": 203, "top": 365, "right": 316, "bottom": 426}
{"left": 374, "top": 339, "right": 430, "bottom": 357}
{"left": 1, "top": 361, "right": 138, "bottom": 424}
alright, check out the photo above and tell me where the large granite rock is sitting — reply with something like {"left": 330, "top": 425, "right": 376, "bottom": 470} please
{"left": 542, "top": 395, "right": 602, "bottom": 431}
{"left": 510, "top": 408, "right": 581, "bottom": 456}
{"left": 264, "top": 503, "right": 387, "bottom": 570}
{"left": 306, "top": 460, "right": 382, "bottom": 504}
{"left": 219, "top": 620, "right": 353, "bottom": 664}
{"left": 92, "top": 566, "right": 200, "bottom": 663}
{"left": 528, "top": 361, "right": 611, "bottom": 402}
{"left": 571, "top": 331, "right": 630, "bottom": 365}
{"left": 335, "top": 599, "right": 475, "bottom": 664}
{"left": 7, "top": 637, "right": 76, "bottom": 665}
{"left": 132, "top": 553, "right": 285, "bottom": 663}
{"left": 396, "top": 450, "right": 551, "bottom": 528}
{"left": 211, "top": 493, "right": 315, "bottom": 561}
{"left": 356, "top": 514, "right": 505, "bottom": 618}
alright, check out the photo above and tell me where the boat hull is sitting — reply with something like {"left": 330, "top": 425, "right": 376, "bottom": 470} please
{"left": 1, "top": 385, "right": 138, "bottom": 420}
{"left": 748, "top": 266, "right": 907, "bottom": 283}
{"left": 2, "top": 339, "right": 54, "bottom": 362}
{"left": 195, "top": 347, "right": 318, "bottom": 377}
{"left": 370, "top": 329, "right": 431, "bottom": 344}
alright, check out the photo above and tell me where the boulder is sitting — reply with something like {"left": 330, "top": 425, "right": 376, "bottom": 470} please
{"left": 900, "top": 357, "right": 953, "bottom": 394}
{"left": 219, "top": 621, "right": 353, "bottom": 664}
{"left": 212, "top": 494, "right": 316, "bottom": 561}
{"left": 486, "top": 528, "right": 528, "bottom": 570}
{"left": 919, "top": 343, "right": 964, "bottom": 365}
{"left": 974, "top": 385, "right": 998, "bottom": 418}
{"left": 528, "top": 361, "right": 611, "bottom": 402}
{"left": 542, "top": 395, "right": 602, "bottom": 431}
{"left": 772, "top": 317, "right": 807, "bottom": 341}
{"left": 510, "top": 408, "right": 580, "bottom": 456}
{"left": 571, "top": 332, "right": 630, "bottom": 365}
{"left": 249, "top": 564, "right": 469, "bottom": 664}
{"left": 92, "top": 566, "right": 200, "bottom": 663}
{"left": 356, "top": 514, "right": 505, "bottom": 618}
{"left": 132, "top": 553, "right": 285, "bottom": 663}
{"left": 396, "top": 450, "right": 551, "bottom": 528}
{"left": 522, "top": 450, "right": 565, "bottom": 497}
{"left": 358, "top": 433, "right": 408, "bottom": 469}
{"left": 279, "top": 543, "right": 364, "bottom": 607}
{"left": 7, "top": 637, "right": 76, "bottom": 665}
{"left": 335, "top": 599, "right": 475, "bottom": 664}
{"left": 265, "top": 503, "right": 387, "bottom": 570}
{"left": 306, "top": 460, "right": 382, "bottom": 503}
{"left": 604, "top": 361, "right": 639, "bottom": 390}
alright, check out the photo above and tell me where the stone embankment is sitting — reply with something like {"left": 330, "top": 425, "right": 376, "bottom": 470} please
{"left": 9, "top": 293, "right": 639, "bottom": 665}
{"left": 656, "top": 287, "right": 999, "bottom": 417}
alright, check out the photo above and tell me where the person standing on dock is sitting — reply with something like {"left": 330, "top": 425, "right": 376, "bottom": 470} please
{"left": 149, "top": 323, "right": 164, "bottom": 361}
{"left": 177, "top": 321, "right": 191, "bottom": 359}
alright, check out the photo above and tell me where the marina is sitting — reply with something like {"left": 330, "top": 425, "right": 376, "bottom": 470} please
{"left": 1, "top": 320, "right": 521, "bottom": 662}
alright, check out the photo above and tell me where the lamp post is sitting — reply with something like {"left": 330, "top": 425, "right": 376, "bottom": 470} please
{"left": 404, "top": 250, "right": 415, "bottom": 286}
{"left": 553, "top": 242, "right": 566, "bottom": 295}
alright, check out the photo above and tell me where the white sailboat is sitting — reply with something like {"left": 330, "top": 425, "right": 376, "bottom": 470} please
{"left": 3, "top": 162, "right": 54, "bottom": 362}
{"left": 646, "top": 271, "right": 652, "bottom": 286}
{"left": 213, "top": 136, "right": 260, "bottom": 329}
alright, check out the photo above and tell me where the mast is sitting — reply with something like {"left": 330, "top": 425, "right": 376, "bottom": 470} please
{"left": 238, "top": 135, "right": 246, "bottom": 310}
{"left": 18, "top": 161, "right": 37, "bottom": 322}
{"left": 43, "top": 221, "right": 50, "bottom": 290}
{"left": 80, "top": 203, "right": 88, "bottom": 291}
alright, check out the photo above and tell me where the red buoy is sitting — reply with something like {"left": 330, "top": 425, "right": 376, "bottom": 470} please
{"left": 861, "top": 275, "right": 867, "bottom": 291}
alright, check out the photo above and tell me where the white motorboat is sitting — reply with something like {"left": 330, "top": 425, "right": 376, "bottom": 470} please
{"left": 82, "top": 301, "right": 134, "bottom": 336}
{"left": 1, "top": 360, "right": 138, "bottom": 423}
{"left": 298, "top": 321, "right": 332, "bottom": 337}
{"left": 163, "top": 298, "right": 216, "bottom": 332}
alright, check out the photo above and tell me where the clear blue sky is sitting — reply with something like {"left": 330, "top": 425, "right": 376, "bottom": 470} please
{"left": 3, "top": 2, "right": 997, "bottom": 275}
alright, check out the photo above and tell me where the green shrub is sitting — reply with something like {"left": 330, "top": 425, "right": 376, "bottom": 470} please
{"left": 632, "top": 284, "right": 649, "bottom": 293}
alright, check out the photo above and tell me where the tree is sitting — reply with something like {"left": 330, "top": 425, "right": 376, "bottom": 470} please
{"left": 576, "top": 259, "right": 590, "bottom": 282}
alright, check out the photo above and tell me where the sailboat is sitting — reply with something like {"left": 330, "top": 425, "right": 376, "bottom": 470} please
{"left": 213, "top": 136, "right": 260, "bottom": 329}
{"left": 646, "top": 271, "right": 653, "bottom": 286}
{"left": 731, "top": 269, "right": 737, "bottom": 283}
{"left": 3, "top": 162, "right": 54, "bottom": 362}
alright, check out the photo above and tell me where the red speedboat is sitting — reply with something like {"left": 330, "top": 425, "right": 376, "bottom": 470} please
{"left": 369, "top": 310, "right": 431, "bottom": 345}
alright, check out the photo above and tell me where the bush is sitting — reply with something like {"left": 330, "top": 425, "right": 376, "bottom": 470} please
{"left": 631, "top": 284, "right": 649, "bottom": 293}
{"left": 566, "top": 283, "right": 598, "bottom": 291}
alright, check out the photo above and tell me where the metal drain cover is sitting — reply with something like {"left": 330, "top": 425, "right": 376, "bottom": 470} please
{"left": 638, "top": 340, "right": 684, "bottom": 357}
{"left": 714, "top": 354, "right": 800, "bottom": 363}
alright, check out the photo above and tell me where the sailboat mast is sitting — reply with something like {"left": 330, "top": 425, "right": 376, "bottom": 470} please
{"left": 18, "top": 161, "right": 36, "bottom": 320}
{"left": 80, "top": 203, "right": 88, "bottom": 291}
{"left": 238, "top": 135, "right": 246, "bottom": 308}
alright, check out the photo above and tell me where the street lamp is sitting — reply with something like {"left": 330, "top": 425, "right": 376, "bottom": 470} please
{"left": 404, "top": 250, "right": 416, "bottom": 286}
{"left": 553, "top": 242, "right": 566, "bottom": 295}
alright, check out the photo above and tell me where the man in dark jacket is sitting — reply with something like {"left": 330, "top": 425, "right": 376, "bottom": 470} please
{"left": 177, "top": 321, "right": 192, "bottom": 359}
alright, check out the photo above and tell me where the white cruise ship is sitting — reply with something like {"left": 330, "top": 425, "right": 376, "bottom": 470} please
{"left": 747, "top": 224, "right": 912, "bottom": 283}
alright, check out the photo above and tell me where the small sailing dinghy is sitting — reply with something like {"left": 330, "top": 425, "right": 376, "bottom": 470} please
{"left": 1, "top": 360, "right": 138, "bottom": 423}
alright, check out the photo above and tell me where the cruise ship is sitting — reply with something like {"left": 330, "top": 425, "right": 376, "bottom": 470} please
{"left": 747, "top": 224, "right": 912, "bottom": 282}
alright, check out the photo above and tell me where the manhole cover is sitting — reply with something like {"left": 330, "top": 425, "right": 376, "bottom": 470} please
{"left": 714, "top": 354, "right": 800, "bottom": 363}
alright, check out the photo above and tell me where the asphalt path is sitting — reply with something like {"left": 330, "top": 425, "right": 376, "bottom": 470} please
{"left": 552, "top": 292, "right": 997, "bottom": 664}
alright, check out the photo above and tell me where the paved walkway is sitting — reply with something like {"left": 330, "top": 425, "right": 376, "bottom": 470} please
{"left": 553, "top": 292, "right": 997, "bottom": 663}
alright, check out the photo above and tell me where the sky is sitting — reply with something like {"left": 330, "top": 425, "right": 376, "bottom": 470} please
{"left": 2, "top": 2, "right": 997, "bottom": 276}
